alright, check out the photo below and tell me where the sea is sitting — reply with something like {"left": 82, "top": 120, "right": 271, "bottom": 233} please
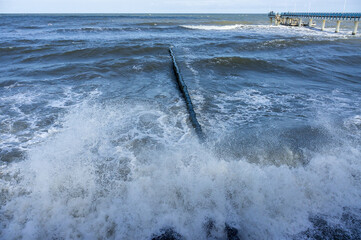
{"left": 0, "top": 14, "right": 360, "bottom": 239}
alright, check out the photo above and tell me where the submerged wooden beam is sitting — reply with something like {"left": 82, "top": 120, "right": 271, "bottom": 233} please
{"left": 169, "top": 48, "right": 205, "bottom": 142}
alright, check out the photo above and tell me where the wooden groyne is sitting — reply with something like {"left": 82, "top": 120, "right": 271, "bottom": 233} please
{"left": 268, "top": 11, "right": 361, "bottom": 35}
{"left": 169, "top": 48, "right": 205, "bottom": 142}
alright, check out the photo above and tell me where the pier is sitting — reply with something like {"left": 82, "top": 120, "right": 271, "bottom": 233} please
{"left": 268, "top": 11, "right": 361, "bottom": 35}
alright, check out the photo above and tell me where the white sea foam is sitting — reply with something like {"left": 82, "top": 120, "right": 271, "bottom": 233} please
{"left": 206, "top": 88, "right": 282, "bottom": 132}
{"left": 181, "top": 24, "right": 245, "bottom": 31}
{"left": 1, "top": 101, "right": 360, "bottom": 239}
{"left": 181, "top": 24, "right": 357, "bottom": 40}
{"left": 0, "top": 86, "right": 99, "bottom": 157}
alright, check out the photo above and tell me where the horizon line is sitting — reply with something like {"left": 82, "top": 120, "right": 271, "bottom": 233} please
{"left": 0, "top": 12, "right": 269, "bottom": 14}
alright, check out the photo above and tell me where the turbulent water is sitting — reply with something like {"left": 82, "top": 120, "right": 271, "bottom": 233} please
{"left": 1, "top": 14, "right": 361, "bottom": 239}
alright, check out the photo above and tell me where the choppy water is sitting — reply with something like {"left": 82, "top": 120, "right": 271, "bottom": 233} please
{"left": 0, "top": 14, "right": 361, "bottom": 239}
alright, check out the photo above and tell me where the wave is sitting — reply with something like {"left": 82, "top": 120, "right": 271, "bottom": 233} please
{"left": 0, "top": 80, "right": 18, "bottom": 88}
{"left": 137, "top": 21, "right": 250, "bottom": 28}
{"left": 136, "top": 22, "right": 178, "bottom": 26}
{"left": 208, "top": 56, "right": 271, "bottom": 67}
{"left": 194, "top": 56, "right": 288, "bottom": 73}
{"left": 180, "top": 23, "right": 356, "bottom": 42}
{"left": 202, "top": 20, "right": 251, "bottom": 25}
{"left": 322, "top": 54, "right": 361, "bottom": 66}
{"left": 55, "top": 27, "right": 129, "bottom": 33}
{"left": 1, "top": 102, "right": 360, "bottom": 239}
{"left": 19, "top": 26, "right": 43, "bottom": 30}
{"left": 0, "top": 46, "right": 27, "bottom": 54}
{"left": 20, "top": 45, "right": 167, "bottom": 63}
{"left": 180, "top": 24, "right": 245, "bottom": 31}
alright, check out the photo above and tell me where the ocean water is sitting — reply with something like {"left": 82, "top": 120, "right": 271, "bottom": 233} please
{"left": 0, "top": 14, "right": 361, "bottom": 239}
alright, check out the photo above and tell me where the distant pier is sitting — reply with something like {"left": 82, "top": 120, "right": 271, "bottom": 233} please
{"left": 268, "top": 11, "right": 361, "bottom": 35}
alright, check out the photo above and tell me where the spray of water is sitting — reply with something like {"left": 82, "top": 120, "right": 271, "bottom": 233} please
{"left": 1, "top": 100, "right": 360, "bottom": 239}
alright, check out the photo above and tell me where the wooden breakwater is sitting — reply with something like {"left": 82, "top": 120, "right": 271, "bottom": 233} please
{"left": 169, "top": 48, "right": 205, "bottom": 142}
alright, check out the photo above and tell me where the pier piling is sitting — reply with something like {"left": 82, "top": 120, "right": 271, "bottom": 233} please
{"left": 309, "top": 19, "right": 313, "bottom": 26}
{"left": 321, "top": 20, "right": 326, "bottom": 31}
{"left": 353, "top": 21, "right": 359, "bottom": 35}
{"left": 335, "top": 20, "right": 341, "bottom": 33}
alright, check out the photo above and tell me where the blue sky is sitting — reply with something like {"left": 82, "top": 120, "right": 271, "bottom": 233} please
{"left": 1, "top": 0, "right": 360, "bottom": 13}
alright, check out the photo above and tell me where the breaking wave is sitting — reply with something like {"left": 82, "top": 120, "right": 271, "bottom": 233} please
{"left": 180, "top": 24, "right": 245, "bottom": 31}
{"left": 1, "top": 101, "right": 361, "bottom": 239}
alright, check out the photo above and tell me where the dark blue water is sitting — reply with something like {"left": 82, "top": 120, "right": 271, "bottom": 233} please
{"left": 0, "top": 14, "right": 361, "bottom": 239}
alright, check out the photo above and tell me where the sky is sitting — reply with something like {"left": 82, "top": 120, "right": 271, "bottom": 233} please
{"left": 0, "top": 0, "right": 360, "bottom": 13}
